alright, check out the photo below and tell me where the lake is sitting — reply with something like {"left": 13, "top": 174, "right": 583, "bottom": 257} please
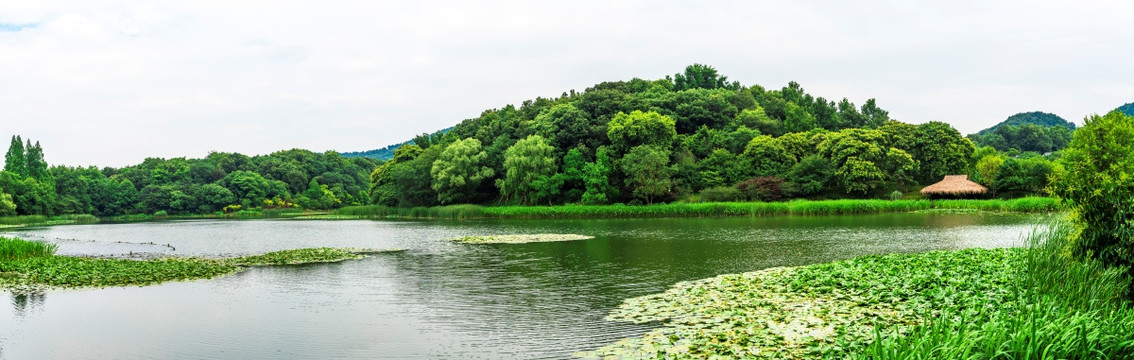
{"left": 0, "top": 213, "right": 1048, "bottom": 359}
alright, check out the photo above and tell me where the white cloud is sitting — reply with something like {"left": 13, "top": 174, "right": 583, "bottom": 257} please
{"left": 1, "top": 0, "right": 1132, "bottom": 166}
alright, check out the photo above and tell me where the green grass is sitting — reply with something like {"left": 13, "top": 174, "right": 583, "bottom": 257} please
{"left": 851, "top": 224, "right": 1134, "bottom": 359}
{"left": 337, "top": 197, "right": 1057, "bottom": 220}
{"left": 0, "top": 243, "right": 396, "bottom": 291}
{"left": 0, "top": 236, "right": 57, "bottom": 261}
{"left": 583, "top": 222, "right": 1134, "bottom": 359}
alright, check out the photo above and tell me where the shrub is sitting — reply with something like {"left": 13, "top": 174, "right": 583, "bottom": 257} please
{"left": 699, "top": 186, "right": 743, "bottom": 202}
{"left": 1051, "top": 110, "right": 1134, "bottom": 295}
{"left": 736, "top": 176, "right": 783, "bottom": 201}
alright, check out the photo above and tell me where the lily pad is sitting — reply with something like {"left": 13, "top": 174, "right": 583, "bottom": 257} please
{"left": 450, "top": 234, "right": 594, "bottom": 244}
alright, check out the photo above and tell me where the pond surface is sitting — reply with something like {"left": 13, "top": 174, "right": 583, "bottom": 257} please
{"left": 0, "top": 213, "right": 1049, "bottom": 359}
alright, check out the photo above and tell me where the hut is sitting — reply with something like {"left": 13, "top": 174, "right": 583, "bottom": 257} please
{"left": 920, "top": 175, "right": 989, "bottom": 199}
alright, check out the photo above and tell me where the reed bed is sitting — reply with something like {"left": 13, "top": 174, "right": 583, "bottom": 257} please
{"left": 336, "top": 197, "right": 1057, "bottom": 220}
{"left": 0, "top": 236, "right": 58, "bottom": 261}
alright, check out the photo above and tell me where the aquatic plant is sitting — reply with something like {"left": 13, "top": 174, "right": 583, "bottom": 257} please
{"left": 0, "top": 246, "right": 399, "bottom": 291}
{"left": 336, "top": 197, "right": 1057, "bottom": 220}
{"left": 0, "top": 237, "right": 57, "bottom": 261}
{"left": 581, "top": 248, "right": 1021, "bottom": 359}
{"left": 450, "top": 234, "right": 594, "bottom": 244}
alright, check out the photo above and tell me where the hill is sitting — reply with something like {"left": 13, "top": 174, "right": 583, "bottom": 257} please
{"left": 1118, "top": 102, "right": 1134, "bottom": 116}
{"left": 976, "top": 111, "right": 1075, "bottom": 135}
{"left": 341, "top": 142, "right": 405, "bottom": 160}
{"left": 968, "top": 112, "right": 1074, "bottom": 154}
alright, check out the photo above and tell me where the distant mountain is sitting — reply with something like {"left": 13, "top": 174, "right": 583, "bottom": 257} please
{"left": 1118, "top": 102, "right": 1134, "bottom": 116}
{"left": 341, "top": 141, "right": 407, "bottom": 160}
{"left": 976, "top": 111, "right": 1075, "bottom": 135}
{"left": 340, "top": 127, "right": 454, "bottom": 161}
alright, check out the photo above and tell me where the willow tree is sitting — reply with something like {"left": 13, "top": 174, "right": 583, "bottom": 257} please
{"left": 496, "top": 135, "right": 556, "bottom": 205}
{"left": 430, "top": 138, "right": 493, "bottom": 205}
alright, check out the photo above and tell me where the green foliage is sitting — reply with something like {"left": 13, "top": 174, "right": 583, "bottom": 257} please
{"left": 854, "top": 224, "right": 1134, "bottom": 359}
{"left": 0, "top": 192, "right": 14, "bottom": 216}
{"left": 698, "top": 186, "right": 743, "bottom": 202}
{"left": 994, "top": 156, "right": 1052, "bottom": 196}
{"left": 1051, "top": 110, "right": 1134, "bottom": 285}
{"left": 497, "top": 135, "right": 557, "bottom": 205}
{"left": 606, "top": 110, "right": 677, "bottom": 152}
{"left": 911, "top": 121, "right": 974, "bottom": 183}
{"left": 672, "top": 63, "right": 737, "bottom": 91}
{"left": 783, "top": 155, "right": 833, "bottom": 198}
{"left": 0, "top": 236, "right": 56, "bottom": 261}
{"left": 972, "top": 154, "right": 1005, "bottom": 187}
{"left": 741, "top": 135, "right": 794, "bottom": 178}
{"left": 4, "top": 136, "right": 26, "bottom": 177}
{"left": 581, "top": 148, "right": 616, "bottom": 205}
{"left": 621, "top": 145, "right": 673, "bottom": 204}
{"left": 430, "top": 138, "right": 494, "bottom": 204}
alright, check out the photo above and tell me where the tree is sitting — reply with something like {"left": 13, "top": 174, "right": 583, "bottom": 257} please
{"left": 860, "top": 98, "right": 890, "bottom": 128}
{"left": 783, "top": 155, "right": 832, "bottom": 198}
{"left": 25, "top": 141, "right": 49, "bottom": 181}
{"left": 910, "top": 121, "right": 974, "bottom": 184}
{"left": 430, "top": 138, "right": 494, "bottom": 205}
{"left": 4, "top": 136, "right": 25, "bottom": 177}
{"left": 1051, "top": 111, "right": 1134, "bottom": 288}
{"left": 973, "top": 154, "right": 1005, "bottom": 188}
{"left": 837, "top": 157, "right": 886, "bottom": 195}
{"left": 0, "top": 192, "right": 14, "bottom": 216}
{"left": 740, "top": 135, "right": 795, "bottom": 179}
{"left": 672, "top": 63, "right": 737, "bottom": 91}
{"left": 557, "top": 149, "right": 586, "bottom": 203}
{"left": 783, "top": 102, "right": 819, "bottom": 133}
{"left": 581, "top": 148, "right": 616, "bottom": 205}
{"left": 621, "top": 145, "right": 672, "bottom": 204}
{"left": 737, "top": 107, "right": 782, "bottom": 136}
{"left": 534, "top": 103, "right": 604, "bottom": 153}
{"left": 606, "top": 110, "right": 677, "bottom": 152}
{"left": 496, "top": 135, "right": 557, "bottom": 205}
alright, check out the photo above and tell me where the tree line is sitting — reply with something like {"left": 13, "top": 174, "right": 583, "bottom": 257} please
{"left": 368, "top": 64, "right": 1055, "bottom": 207}
{"left": 0, "top": 135, "right": 379, "bottom": 217}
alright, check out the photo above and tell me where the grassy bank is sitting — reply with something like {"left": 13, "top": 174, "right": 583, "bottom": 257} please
{"left": 580, "top": 223, "right": 1134, "bottom": 359}
{"left": 336, "top": 197, "right": 1057, "bottom": 220}
{"left": 0, "top": 237, "right": 397, "bottom": 292}
{"left": 0, "top": 214, "right": 100, "bottom": 228}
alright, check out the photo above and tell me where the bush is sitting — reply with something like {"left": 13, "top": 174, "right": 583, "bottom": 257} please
{"left": 699, "top": 186, "right": 743, "bottom": 202}
{"left": 1052, "top": 110, "right": 1134, "bottom": 295}
{"left": 736, "top": 176, "right": 783, "bottom": 201}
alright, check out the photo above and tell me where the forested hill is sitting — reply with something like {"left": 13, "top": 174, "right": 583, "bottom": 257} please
{"left": 967, "top": 112, "right": 1074, "bottom": 154}
{"left": 975, "top": 112, "right": 1075, "bottom": 135}
{"left": 341, "top": 127, "right": 454, "bottom": 160}
{"left": 369, "top": 64, "right": 1008, "bottom": 208}
{"left": 1119, "top": 102, "right": 1134, "bottom": 116}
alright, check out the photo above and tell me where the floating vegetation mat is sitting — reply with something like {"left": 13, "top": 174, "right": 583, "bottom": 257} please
{"left": 578, "top": 248, "right": 1021, "bottom": 359}
{"left": 0, "top": 247, "right": 403, "bottom": 293}
{"left": 450, "top": 234, "right": 594, "bottom": 244}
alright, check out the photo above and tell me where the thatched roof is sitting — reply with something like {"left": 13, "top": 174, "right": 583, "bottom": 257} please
{"left": 920, "top": 175, "right": 988, "bottom": 196}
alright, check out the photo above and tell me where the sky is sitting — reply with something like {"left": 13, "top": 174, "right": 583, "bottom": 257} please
{"left": 1, "top": 1, "right": 1132, "bottom": 167}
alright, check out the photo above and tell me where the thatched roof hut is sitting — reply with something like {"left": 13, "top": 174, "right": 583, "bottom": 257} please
{"left": 920, "top": 175, "right": 989, "bottom": 198}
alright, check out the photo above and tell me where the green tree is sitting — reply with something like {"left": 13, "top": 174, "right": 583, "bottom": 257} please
{"left": 621, "top": 145, "right": 672, "bottom": 204}
{"left": 0, "top": 192, "right": 14, "bottom": 216}
{"left": 737, "top": 107, "right": 782, "bottom": 136}
{"left": 837, "top": 157, "right": 885, "bottom": 195}
{"left": 496, "top": 135, "right": 557, "bottom": 205}
{"left": 581, "top": 148, "right": 616, "bottom": 205}
{"left": 25, "top": 141, "right": 49, "bottom": 181}
{"left": 910, "top": 121, "right": 974, "bottom": 183}
{"left": 1051, "top": 111, "right": 1134, "bottom": 288}
{"left": 973, "top": 154, "right": 1005, "bottom": 188}
{"left": 741, "top": 135, "right": 795, "bottom": 179}
{"left": 430, "top": 138, "right": 494, "bottom": 205}
{"left": 606, "top": 110, "right": 677, "bottom": 152}
{"left": 672, "top": 63, "right": 737, "bottom": 91}
{"left": 4, "top": 136, "right": 26, "bottom": 177}
{"left": 783, "top": 155, "right": 832, "bottom": 198}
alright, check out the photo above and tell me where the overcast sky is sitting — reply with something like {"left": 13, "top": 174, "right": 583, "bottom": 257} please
{"left": 2, "top": 1, "right": 1132, "bottom": 167}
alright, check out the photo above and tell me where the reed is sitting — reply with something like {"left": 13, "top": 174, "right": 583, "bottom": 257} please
{"left": 335, "top": 197, "right": 1057, "bottom": 220}
{"left": 0, "top": 236, "right": 57, "bottom": 261}
{"left": 853, "top": 223, "right": 1134, "bottom": 359}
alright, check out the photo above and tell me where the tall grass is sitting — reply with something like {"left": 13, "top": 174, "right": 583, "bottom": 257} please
{"left": 853, "top": 223, "right": 1134, "bottom": 359}
{"left": 0, "top": 215, "right": 48, "bottom": 226}
{"left": 0, "top": 236, "right": 57, "bottom": 261}
{"left": 335, "top": 197, "right": 1057, "bottom": 220}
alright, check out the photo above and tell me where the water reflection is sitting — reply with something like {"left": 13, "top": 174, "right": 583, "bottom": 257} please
{"left": 10, "top": 291, "right": 45, "bottom": 318}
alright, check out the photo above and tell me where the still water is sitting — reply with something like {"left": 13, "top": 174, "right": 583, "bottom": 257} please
{"left": 0, "top": 213, "right": 1047, "bottom": 359}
